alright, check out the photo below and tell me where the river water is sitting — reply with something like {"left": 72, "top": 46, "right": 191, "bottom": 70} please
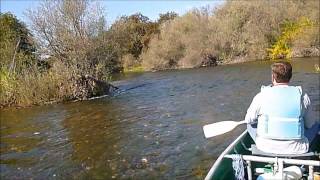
{"left": 1, "top": 57, "right": 319, "bottom": 179}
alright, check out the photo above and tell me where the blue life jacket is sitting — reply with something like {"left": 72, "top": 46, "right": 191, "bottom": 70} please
{"left": 257, "top": 85, "right": 303, "bottom": 140}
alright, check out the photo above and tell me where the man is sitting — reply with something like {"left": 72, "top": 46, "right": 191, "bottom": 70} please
{"left": 245, "top": 61, "right": 318, "bottom": 154}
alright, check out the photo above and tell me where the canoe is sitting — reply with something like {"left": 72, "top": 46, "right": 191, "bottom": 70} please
{"left": 205, "top": 130, "right": 320, "bottom": 180}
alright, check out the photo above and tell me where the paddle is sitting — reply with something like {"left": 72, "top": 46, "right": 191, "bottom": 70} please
{"left": 203, "top": 120, "right": 246, "bottom": 138}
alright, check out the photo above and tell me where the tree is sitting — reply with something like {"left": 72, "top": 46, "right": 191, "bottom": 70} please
{"left": 26, "top": 1, "right": 104, "bottom": 60}
{"left": 0, "top": 12, "right": 35, "bottom": 73}
{"left": 104, "top": 11, "right": 178, "bottom": 70}
{"left": 157, "top": 12, "right": 178, "bottom": 24}
{"left": 26, "top": 0, "right": 119, "bottom": 77}
{"left": 106, "top": 13, "right": 159, "bottom": 69}
{"left": 109, "top": 13, "right": 153, "bottom": 58}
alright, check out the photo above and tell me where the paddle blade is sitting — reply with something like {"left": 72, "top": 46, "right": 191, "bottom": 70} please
{"left": 203, "top": 120, "right": 245, "bottom": 138}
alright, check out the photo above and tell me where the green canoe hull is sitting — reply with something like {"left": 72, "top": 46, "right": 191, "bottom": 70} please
{"left": 206, "top": 130, "right": 320, "bottom": 180}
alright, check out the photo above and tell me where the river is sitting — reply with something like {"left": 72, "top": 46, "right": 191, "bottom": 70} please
{"left": 1, "top": 57, "right": 319, "bottom": 179}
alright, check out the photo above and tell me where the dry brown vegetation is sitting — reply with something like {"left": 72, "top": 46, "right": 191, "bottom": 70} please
{"left": 141, "top": 0, "right": 320, "bottom": 70}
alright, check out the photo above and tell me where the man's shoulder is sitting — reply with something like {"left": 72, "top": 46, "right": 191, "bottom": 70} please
{"left": 252, "top": 92, "right": 263, "bottom": 103}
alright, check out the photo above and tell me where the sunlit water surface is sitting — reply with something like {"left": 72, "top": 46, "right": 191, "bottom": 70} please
{"left": 1, "top": 57, "right": 319, "bottom": 179}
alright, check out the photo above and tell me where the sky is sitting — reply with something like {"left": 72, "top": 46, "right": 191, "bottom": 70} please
{"left": 1, "top": 0, "right": 224, "bottom": 26}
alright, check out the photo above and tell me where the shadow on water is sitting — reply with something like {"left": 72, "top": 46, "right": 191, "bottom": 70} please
{"left": 1, "top": 57, "right": 319, "bottom": 179}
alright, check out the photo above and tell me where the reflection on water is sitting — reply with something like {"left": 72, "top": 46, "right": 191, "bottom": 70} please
{"left": 1, "top": 57, "right": 319, "bottom": 179}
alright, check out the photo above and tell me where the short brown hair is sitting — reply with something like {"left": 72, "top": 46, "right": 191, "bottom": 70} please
{"left": 271, "top": 61, "right": 292, "bottom": 83}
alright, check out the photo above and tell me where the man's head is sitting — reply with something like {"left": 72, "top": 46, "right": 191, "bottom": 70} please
{"left": 271, "top": 61, "right": 292, "bottom": 84}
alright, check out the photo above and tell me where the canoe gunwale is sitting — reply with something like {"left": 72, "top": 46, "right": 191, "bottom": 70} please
{"left": 224, "top": 154, "right": 320, "bottom": 166}
{"left": 204, "top": 130, "right": 248, "bottom": 180}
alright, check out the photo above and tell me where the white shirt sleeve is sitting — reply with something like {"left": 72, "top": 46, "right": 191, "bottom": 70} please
{"left": 245, "top": 93, "right": 262, "bottom": 124}
{"left": 302, "top": 93, "right": 315, "bottom": 128}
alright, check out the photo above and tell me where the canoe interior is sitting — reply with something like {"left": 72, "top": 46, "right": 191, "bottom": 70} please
{"left": 210, "top": 133, "right": 320, "bottom": 180}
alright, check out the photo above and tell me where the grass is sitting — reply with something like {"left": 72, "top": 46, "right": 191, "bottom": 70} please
{"left": 123, "top": 66, "right": 144, "bottom": 73}
{"left": 315, "top": 64, "right": 320, "bottom": 73}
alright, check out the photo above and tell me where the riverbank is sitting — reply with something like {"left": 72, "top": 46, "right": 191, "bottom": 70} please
{"left": 2, "top": 55, "right": 319, "bottom": 109}
{"left": 123, "top": 66, "right": 145, "bottom": 73}
{"left": 224, "top": 53, "right": 320, "bottom": 66}
{"left": 0, "top": 73, "right": 118, "bottom": 109}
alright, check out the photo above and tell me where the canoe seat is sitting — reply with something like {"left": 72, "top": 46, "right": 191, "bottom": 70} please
{"left": 250, "top": 145, "right": 317, "bottom": 158}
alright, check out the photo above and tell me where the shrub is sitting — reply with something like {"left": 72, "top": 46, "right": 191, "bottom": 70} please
{"left": 141, "top": 9, "right": 210, "bottom": 70}
{"left": 141, "top": 0, "right": 320, "bottom": 70}
{"left": 268, "top": 18, "right": 314, "bottom": 59}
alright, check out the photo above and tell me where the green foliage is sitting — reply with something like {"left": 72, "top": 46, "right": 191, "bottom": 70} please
{"left": 107, "top": 12, "right": 178, "bottom": 70}
{"left": 0, "top": 13, "right": 35, "bottom": 54}
{"left": 0, "top": 13, "right": 40, "bottom": 107}
{"left": 123, "top": 65, "right": 144, "bottom": 73}
{"left": 87, "top": 34, "right": 122, "bottom": 78}
{"left": 268, "top": 17, "right": 314, "bottom": 60}
{"left": 157, "top": 12, "right": 178, "bottom": 25}
{"left": 107, "top": 13, "right": 158, "bottom": 69}
{"left": 1, "top": 62, "right": 76, "bottom": 107}
{"left": 315, "top": 64, "right": 320, "bottom": 73}
{"left": 0, "top": 68, "right": 16, "bottom": 106}
{"left": 0, "top": 13, "right": 36, "bottom": 73}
